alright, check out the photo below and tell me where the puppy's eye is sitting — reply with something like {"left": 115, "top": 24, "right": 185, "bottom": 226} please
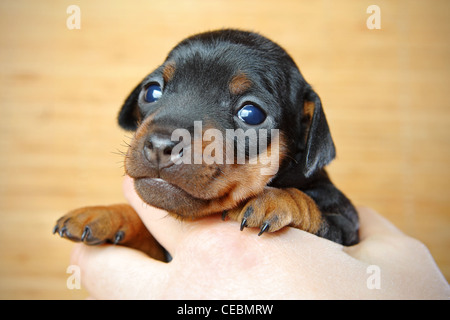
{"left": 144, "top": 84, "right": 162, "bottom": 103}
{"left": 237, "top": 104, "right": 266, "bottom": 125}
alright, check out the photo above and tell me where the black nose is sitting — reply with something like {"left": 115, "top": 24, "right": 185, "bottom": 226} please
{"left": 143, "top": 134, "right": 178, "bottom": 169}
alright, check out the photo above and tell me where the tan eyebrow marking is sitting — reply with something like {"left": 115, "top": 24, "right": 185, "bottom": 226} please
{"left": 229, "top": 72, "right": 252, "bottom": 95}
{"left": 162, "top": 61, "right": 176, "bottom": 83}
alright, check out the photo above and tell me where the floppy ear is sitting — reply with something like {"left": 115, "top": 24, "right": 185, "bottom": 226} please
{"left": 300, "top": 87, "right": 336, "bottom": 177}
{"left": 118, "top": 82, "right": 143, "bottom": 131}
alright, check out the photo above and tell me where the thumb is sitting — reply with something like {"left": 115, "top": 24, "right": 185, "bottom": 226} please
{"left": 71, "top": 243, "right": 169, "bottom": 299}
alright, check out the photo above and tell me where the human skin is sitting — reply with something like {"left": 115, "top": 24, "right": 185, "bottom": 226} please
{"left": 70, "top": 176, "right": 450, "bottom": 299}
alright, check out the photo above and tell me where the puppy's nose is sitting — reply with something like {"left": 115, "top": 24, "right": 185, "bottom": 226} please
{"left": 143, "top": 134, "right": 178, "bottom": 169}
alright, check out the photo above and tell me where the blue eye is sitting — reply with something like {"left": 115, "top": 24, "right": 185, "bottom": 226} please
{"left": 144, "top": 84, "right": 162, "bottom": 103}
{"left": 237, "top": 104, "right": 266, "bottom": 125}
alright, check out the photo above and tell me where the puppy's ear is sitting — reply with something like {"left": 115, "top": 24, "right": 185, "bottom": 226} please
{"left": 300, "top": 87, "right": 336, "bottom": 177}
{"left": 118, "top": 82, "right": 143, "bottom": 131}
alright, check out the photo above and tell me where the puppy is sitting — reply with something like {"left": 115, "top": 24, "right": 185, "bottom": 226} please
{"left": 54, "top": 29, "right": 359, "bottom": 260}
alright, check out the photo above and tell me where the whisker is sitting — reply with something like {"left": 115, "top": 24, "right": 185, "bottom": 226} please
{"left": 121, "top": 140, "right": 132, "bottom": 148}
{"left": 111, "top": 150, "right": 127, "bottom": 157}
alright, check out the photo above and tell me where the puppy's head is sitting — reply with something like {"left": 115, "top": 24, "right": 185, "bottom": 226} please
{"left": 118, "top": 29, "right": 335, "bottom": 218}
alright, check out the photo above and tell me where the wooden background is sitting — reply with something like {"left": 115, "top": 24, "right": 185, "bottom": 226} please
{"left": 0, "top": 0, "right": 448, "bottom": 299}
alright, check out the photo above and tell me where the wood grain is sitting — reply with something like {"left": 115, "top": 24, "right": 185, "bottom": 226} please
{"left": 0, "top": 0, "right": 448, "bottom": 299}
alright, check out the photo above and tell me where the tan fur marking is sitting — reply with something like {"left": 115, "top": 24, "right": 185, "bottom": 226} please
{"left": 214, "top": 131, "right": 287, "bottom": 211}
{"left": 302, "top": 100, "right": 315, "bottom": 144}
{"left": 162, "top": 61, "right": 176, "bottom": 83}
{"left": 285, "top": 188, "right": 322, "bottom": 233}
{"left": 185, "top": 132, "right": 288, "bottom": 216}
{"left": 229, "top": 72, "right": 252, "bottom": 95}
{"left": 303, "top": 101, "right": 315, "bottom": 119}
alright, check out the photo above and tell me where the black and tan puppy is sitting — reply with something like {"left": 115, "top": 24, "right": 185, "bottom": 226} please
{"left": 54, "top": 29, "right": 359, "bottom": 260}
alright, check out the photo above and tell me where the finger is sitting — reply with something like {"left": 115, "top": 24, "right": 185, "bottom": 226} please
{"left": 356, "top": 206, "right": 404, "bottom": 241}
{"left": 71, "top": 243, "right": 168, "bottom": 300}
{"left": 122, "top": 175, "right": 187, "bottom": 254}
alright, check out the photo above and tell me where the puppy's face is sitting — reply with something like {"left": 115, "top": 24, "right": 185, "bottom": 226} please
{"left": 119, "top": 30, "right": 335, "bottom": 219}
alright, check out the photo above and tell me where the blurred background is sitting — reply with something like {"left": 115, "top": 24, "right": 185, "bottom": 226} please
{"left": 0, "top": 0, "right": 448, "bottom": 299}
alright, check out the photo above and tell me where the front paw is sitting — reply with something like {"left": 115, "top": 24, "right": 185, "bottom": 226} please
{"left": 225, "top": 187, "right": 323, "bottom": 236}
{"left": 53, "top": 205, "right": 129, "bottom": 245}
{"left": 54, "top": 204, "right": 167, "bottom": 261}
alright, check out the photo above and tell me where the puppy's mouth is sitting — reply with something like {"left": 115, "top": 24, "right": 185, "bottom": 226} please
{"left": 136, "top": 176, "right": 203, "bottom": 200}
{"left": 132, "top": 172, "right": 230, "bottom": 219}
{"left": 137, "top": 177, "right": 178, "bottom": 191}
{"left": 131, "top": 161, "right": 226, "bottom": 197}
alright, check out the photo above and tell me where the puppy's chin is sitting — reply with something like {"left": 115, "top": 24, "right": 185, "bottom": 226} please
{"left": 134, "top": 177, "right": 215, "bottom": 219}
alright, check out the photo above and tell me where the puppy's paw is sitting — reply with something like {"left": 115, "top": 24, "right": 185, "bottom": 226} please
{"left": 225, "top": 187, "right": 323, "bottom": 236}
{"left": 54, "top": 204, "right": 167, "bottom": 261}
{"left": 53, "top": 205, "right": 132, "bottom": 245}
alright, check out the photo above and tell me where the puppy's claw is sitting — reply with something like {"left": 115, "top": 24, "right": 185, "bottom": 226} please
{"left": 59, "top": 227, "right": 67, "bottom": 237}
{"left": 52, "top": 225, "right": 59, "bottom": 234}
{"left": 258, "top": 222, "right": 270, "bottom": 236}
{"left": 81, "top": 226, "right": 91, "bottom": 242}
{"left": 240, "top": 218, "right": 247, "bottom": 231}
{"left": 221, "top": 210, "right": 228, "bottom": 221}
{"left": 239, "top": 205, "right": 254, "bottom": 231}
{"left": 114, "top": 231, "right": 124, "bottom": 244}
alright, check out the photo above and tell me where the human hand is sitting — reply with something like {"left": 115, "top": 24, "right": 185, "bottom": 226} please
{"left": 70, "top": 176, "right": 450, "bottom": 299}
